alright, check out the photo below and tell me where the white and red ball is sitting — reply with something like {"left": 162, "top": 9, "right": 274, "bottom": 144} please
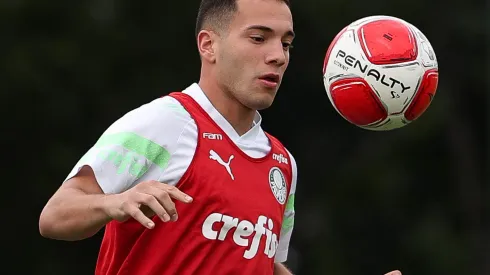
{"left": 323, "top": 15, "right": 439, "bottom": 131}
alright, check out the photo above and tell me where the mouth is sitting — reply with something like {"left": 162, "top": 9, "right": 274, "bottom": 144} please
{"left": 258, "top": 73, "right": 280, "bottom": 88}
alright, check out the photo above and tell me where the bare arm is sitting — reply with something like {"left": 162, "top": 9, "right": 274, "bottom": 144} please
{"left": 39, "top": 166, "right": 113, "bottom": 241}
{"left": 39, "top": 166, "right": 193, "bottom": 241}
{"left": 274, "top": 263, "right": 293, "bottom": 275}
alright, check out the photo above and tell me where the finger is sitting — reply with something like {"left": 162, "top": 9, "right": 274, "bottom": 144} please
{"left": 384, "top": 270, "right": 401, "bottom": 275}
{"left": 124, "top": 203, "right": 155, "bottom": 229}
{"left": 147, "top": 181, "right": 193, "bottom": 203}
{"left": 165, "top": 186, "right": 193, "bottom": 204}
{"left": 161, "top": 196, "right": 178, "bottom": 222}
{"left": 146, "top": 186, "right": 178, "bottom": 221}
{"left": 137, "top": 193, "right": 171, "bottom": 222}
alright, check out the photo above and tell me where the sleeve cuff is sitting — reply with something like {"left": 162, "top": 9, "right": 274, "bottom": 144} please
{"left": 274, "top": 249, "right": 288, "bottom": 263}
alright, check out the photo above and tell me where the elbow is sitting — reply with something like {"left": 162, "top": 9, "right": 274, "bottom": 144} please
{"left": 38, "top": 209, "right": 56, "bottom": 239}
{"left": 39, "top": 208, "right": 63, "bottom": 240}
{"left": 38, "top": 208, "right": 87, "bottom": 241}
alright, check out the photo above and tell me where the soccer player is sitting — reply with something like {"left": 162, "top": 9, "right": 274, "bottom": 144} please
{"left": 40, "top": 0, "right": 297, "bottom": 274}
{"left": 39, "top": 0, "right": 403, "bottom": 274}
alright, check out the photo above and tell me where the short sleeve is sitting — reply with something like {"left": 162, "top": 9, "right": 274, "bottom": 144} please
{"left": 64, "top": 96, "right": 192, "bottom": 194}
{"left": 274, "top": 149, "right": 297, "bottom": 263}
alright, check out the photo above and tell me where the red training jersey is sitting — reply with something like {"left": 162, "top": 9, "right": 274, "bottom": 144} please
{"left": 95, "top": 92, "right": 293, "bottom": 275}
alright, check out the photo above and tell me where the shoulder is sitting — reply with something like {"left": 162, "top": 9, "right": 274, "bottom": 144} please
{"left": 285, "top": 149, "right": 297, "bottom": 171}
{"left": 105, "top": 95, "right": 193, "bottom": 136}
{"left": 67, "top": 95, "right": 198, "bottom": 194}
{"left": 96, "top": 95, "right": 199, "bottom": 154}
{"left": 99, "top": 95, "right": 199, "bottom": 172}
{"left": 265, "top": 133, "right": 297, "bottom": 174}
{"left": 281, "top": 147, "right": 297, "bottom": 194}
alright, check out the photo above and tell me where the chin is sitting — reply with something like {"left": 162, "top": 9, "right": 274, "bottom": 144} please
{"left": 253, "top": 102, "right": 273, "bottom": 111}
{"left": 247, "top": 95, "right": 275, "bottom": 110}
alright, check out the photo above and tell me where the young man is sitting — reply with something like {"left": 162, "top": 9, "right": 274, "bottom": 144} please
{"left": 39, "top": 0, "right": 403, "bottom": 274}
{"left": 40, "top": 0, "right": 297, "bottom": 274}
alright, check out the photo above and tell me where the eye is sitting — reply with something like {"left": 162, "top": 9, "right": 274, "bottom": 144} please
{"left": 282, "top": 42, "right": 294, "bottom": 50}
{"left": 250, "top": 36, "right": 265, "bottom": 43}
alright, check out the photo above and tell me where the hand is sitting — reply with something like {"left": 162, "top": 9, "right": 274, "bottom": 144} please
{"left": 103, "top": 180, "right": 193, "bottom": 229}
{"left": 384, "top": 271, "right": 401, "bottom": 275}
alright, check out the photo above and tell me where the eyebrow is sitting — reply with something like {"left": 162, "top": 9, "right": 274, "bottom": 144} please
{"left": 246, "top": 25, "right": 295, "bottom": 38}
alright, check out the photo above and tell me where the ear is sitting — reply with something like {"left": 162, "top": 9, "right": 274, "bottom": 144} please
{"left": 197, "top": 30, "right": 217, "bottom": 63}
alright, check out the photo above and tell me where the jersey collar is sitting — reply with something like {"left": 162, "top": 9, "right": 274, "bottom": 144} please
{"left": 183, "top": 83, "right": 262, "bottom": 143}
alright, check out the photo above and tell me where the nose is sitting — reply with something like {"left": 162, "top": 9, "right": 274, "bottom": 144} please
{"left": 265, "top": 42, "right": 287, "bottom": 67}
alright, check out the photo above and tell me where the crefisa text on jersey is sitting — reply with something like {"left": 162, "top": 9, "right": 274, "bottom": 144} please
{"left": 272, "top": 153, "right": 288, "bottom": 165}
{"left": 202, "top": 213, "right": 279, "bottom": 259}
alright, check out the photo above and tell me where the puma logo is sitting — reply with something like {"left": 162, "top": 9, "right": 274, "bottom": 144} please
{"left": 209, "top": 150, "right": 235, "bottom": 180}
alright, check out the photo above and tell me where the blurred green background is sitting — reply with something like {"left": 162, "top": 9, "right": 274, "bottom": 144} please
{"left": 3, "top": 0, "right": 487, "bottom": 274}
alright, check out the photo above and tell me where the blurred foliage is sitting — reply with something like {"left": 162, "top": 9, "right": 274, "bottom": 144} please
{"left": 3, "top": 0, "right": 486, "bottom": 274}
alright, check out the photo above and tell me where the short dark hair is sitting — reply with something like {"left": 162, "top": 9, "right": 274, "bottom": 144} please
{"left": 195, "top": 0, "right": 290, "bottom": 37}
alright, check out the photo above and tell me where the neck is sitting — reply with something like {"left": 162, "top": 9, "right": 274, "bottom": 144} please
{"left": 198, "top": 78, "right": 256, "bottom": 136}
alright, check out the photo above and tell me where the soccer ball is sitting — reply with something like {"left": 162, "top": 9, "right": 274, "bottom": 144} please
{"left": 322, "top": 15, "right": 439, "bottom": 131}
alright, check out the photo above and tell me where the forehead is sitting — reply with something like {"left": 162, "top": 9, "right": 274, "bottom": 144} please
{"left": 232, "top": 0, "right": 293, "bottom": 32}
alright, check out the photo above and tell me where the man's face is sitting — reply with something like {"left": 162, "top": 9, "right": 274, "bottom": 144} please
{"left": 216, "top": 0, "right": 294, "bottom": 110}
